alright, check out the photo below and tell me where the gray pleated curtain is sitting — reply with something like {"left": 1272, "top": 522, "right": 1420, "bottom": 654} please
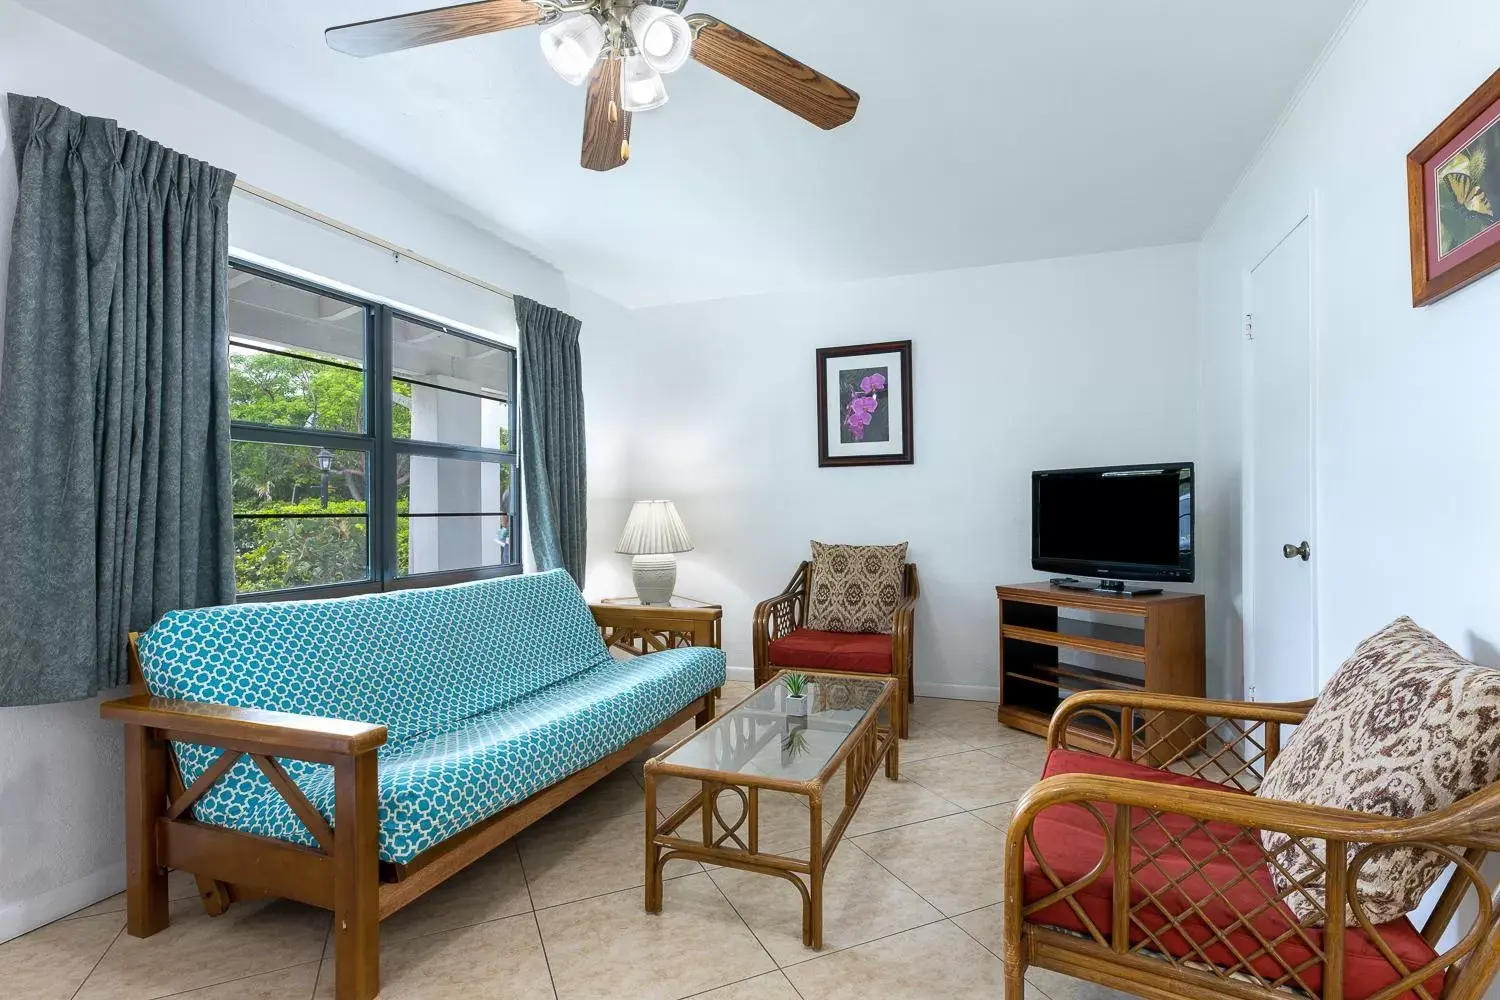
{"left": 516, "top": 296, "right": 587, "bottom": 587}
{"left": 0, "top": 95, "right": 236, "bottom": 706}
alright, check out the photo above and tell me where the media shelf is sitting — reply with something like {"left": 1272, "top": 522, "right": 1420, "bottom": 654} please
{"left": 995, "top": 582, "right": 1205, "bottom": 753}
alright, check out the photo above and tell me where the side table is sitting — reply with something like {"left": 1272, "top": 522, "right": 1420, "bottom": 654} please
{"left": 590, "top": 595, "right": 723, "bottom": 656}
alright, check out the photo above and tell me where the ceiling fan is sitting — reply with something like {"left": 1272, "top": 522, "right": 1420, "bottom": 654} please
{"left": 325, "top": 0, "right": 861, "bottom": 172}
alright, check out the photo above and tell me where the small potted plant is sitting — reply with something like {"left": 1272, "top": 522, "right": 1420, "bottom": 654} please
{"left": 783, "top": 672, "right": 809, "bottom": 716}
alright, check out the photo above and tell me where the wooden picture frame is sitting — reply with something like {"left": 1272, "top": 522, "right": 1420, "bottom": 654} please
{"left": 815, "top": 340, "right": 914, "bottom": 468}
{"left": 1408, "top": 68, "right": 1500, "bottom": 307}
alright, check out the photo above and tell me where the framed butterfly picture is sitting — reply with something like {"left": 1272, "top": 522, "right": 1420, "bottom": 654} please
{"left": 1409, "top": 68, "right": 1500, "bottom": 306}
{"left": 815, "top": 340, "right": 914, "bottom": 468}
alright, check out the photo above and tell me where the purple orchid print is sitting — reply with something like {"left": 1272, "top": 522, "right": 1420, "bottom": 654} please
{"left": 844, "top": 371, "right": 889, "bottom": 441}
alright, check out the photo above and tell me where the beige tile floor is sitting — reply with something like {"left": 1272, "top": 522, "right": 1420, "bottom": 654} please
{"left": 2, "top": 685, "right": 1135, "bottom": 1000}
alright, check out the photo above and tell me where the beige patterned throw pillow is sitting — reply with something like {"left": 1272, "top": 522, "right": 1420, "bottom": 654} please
{"left": 804, "top": 542, "right": 908, "bottom": 634}
{"left": 1259, "top": 617, "right": 1500, "bottom": 926}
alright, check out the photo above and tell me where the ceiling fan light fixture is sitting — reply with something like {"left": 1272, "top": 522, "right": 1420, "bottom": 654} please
{"left": 620, "top": 53, "right": 669, "bottom": 112}
{"left": 627, "top": 6, "right": 693, "bottom": 74}
{"left": 539, "top": 13, "right": 606, "bottom": 86}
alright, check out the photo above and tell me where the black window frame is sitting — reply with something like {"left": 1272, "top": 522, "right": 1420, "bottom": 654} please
{"left": 228, "top": 257, "right": 522, "bottom": 603}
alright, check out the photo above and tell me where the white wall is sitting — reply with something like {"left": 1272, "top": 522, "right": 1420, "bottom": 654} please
{"left": 570, "top": 281, "right": 646, "bottom": 603}
{"left": 1198, "top": 0, "right": 1500, "bottom": 694}
{"left": 0, "top": 0, "right": 565, "bottom": 942}
{"left": 582, "top": 244, "right": 1202, "bottom": 696}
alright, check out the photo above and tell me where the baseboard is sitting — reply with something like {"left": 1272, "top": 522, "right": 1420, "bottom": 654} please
{"left": 915, "top": 682, "right": 1001, "bottom": 703}
{"left": 0, "top": 861, "right": 124, "bottom": 944}
{"left": 725, "top": 665, "right": 754, "bottom": 684}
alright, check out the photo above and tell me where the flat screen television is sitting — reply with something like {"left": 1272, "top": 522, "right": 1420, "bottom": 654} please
{"left": 1032, "top": 463, "right": 1194, "bottom": 585}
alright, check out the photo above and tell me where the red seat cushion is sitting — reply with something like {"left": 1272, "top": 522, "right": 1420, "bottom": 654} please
{"left": 1023, "top": 749, "right": 1444, "bottom": 1000}
{"left": 767, "top": 629, "right": 893, "bottom": 674}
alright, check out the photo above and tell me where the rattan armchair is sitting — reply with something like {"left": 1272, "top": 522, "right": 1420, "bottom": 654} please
{"left": 1003, "top": 689, "right": 1500, "bottom": 1000}
{"left": 751, "top": 561, "right": 918, "bottom": 738}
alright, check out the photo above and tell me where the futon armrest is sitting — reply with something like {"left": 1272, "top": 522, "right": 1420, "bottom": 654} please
{"left": 100, "top": 694, "right": 387, "bottom": 757}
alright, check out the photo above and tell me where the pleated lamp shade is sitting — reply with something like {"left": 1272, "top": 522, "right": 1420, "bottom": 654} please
{"left": 615, "top": 500, "right": 694, "bottom": 555}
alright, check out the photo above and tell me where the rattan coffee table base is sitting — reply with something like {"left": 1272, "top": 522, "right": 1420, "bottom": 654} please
{"left": 643, "top": 672, "right": 899, "bottom": 950}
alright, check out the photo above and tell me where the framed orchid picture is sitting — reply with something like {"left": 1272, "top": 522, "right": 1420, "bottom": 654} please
{"left": 815, "top": 340, "right": 914, "bottom": 468}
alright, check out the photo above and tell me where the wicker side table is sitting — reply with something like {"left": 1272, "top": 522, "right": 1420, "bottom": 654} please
{"left": 590, "top": 595, "right": 723, "bottom": 654}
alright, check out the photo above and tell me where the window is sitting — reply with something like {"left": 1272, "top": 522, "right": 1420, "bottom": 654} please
{"left": 228, "top": 262, "right": 520, "bottom": 599}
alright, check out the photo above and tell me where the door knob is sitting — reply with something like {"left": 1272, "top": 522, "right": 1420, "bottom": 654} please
{"left": 1282, "top": 540, "right": 1310, "bottom": 561}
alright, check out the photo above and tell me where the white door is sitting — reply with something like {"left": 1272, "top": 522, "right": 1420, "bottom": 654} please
{"left": 1245, "top": 218, "right": 1317, "bottom": 704}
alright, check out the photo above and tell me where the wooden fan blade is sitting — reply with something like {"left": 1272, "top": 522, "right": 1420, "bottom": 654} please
{"left": 326, "top": 0, "right": 541, "bottom": 57}
{"left": 687, "top": 15, "right": 859, "bottom": 130}
{"left": 581, "top": 57, "right": 633, "bottom": 172}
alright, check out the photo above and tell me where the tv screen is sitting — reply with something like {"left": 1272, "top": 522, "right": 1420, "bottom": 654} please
{"left": 1032, "top": 464, "right": 1194, "bottom": 582}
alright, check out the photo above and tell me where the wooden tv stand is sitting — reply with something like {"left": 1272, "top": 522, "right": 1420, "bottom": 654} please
{"left": 995, "top": 582, "right": 1205, "bottom": 752}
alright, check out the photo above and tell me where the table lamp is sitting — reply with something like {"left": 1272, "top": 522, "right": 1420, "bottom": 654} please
{"left": 615, "top": 500, "right": 693, "bottom": 605}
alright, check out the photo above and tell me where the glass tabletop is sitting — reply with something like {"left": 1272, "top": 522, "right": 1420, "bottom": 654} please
{"left": 659, "top": 673, "right": 893, "bottom": 784}
{"left": 596, "top": 594, "right": 720, "bottom": 610}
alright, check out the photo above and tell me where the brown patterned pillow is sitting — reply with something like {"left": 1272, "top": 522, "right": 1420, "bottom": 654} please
{"left": 804, "top": 542, "right": 907, "bottom": 634}
{"left": 1259, "top": 617, "right": 1500, "bottom": 925}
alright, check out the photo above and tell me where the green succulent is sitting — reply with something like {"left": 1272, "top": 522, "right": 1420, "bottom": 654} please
{"left": 783, "top": 673, "right": 809, "bottom": 698}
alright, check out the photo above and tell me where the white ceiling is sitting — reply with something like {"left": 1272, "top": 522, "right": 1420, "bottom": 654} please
{"left": 19, "top": 0, "right": 1354, "bottom": 307}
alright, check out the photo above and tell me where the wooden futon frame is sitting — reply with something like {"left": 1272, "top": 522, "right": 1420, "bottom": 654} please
{"left": 99, "top": 603, "right": 720, "bottom": 1000}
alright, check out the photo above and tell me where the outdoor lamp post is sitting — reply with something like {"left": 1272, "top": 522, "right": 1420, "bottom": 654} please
{"left": 316, "top": 448, "right": 333, "bottom": 508}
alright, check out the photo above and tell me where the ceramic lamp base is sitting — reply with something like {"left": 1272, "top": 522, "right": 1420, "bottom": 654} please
{"left": 631, "top": 553, "right": 677, "bottom": 606}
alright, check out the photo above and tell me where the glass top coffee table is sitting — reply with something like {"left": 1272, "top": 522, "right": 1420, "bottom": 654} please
{"left": 643, "top": 670, "right": 899, "bottom": 950}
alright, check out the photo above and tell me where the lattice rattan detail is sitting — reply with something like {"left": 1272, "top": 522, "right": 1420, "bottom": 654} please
{"left": 1019, "top": 690, "right": 1500, "bottom": 1000}
{"left": 1125, "top": 808, "right": 1327, "bottom": 994}
{"left": 1133, "top": 711, "right": 1272, "bottom": 791}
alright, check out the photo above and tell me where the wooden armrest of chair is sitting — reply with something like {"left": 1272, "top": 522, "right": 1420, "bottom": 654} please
{"left": 100, "top": 694, "right": 387, "bottom": 759}
{"left": 892, "top": 564, "right": 919, "bottom": 633}
{"left": 753, "top": 563, "right": 809, "bottom": 643}
{"left": 1010, "top": 772, "right": 1500, "bottom": 851}
{"left": 752, "top": 590, "right": 801, "bottom": 631}
{"left": 1049, "top": 689, "right": 1316, "bottom": 758}
{"left": 1052, "top": 689, "right": 1314, "bottom": 732}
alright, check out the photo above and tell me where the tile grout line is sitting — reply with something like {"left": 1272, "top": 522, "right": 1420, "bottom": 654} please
{"left": 950, "top": 910, "right": 1005, "bottom": 961}
{"left": 835, "top": 835, "right": 959, "bottom": 923}
{"left": 777, "top": 913, "right": 954, "bottom": 972}
{"left": 700, "top": 869, "right": 782, "bottom": 983}
{"left": 701, "top": 840, "right": 950, "bottom": 974}
{"left": 530, "top": 910, "right": 561, "bottom": 1000}
{"left": 311, "top": 909, "right": 335, "bottom": 998}
{"left": 516, "top": 839, "right": 564, "bottom": 1000}
{"left": 847, "top": 797, "right": 1021, "bottom": 848}
{"left": 527, "top": 867, "right": 702, "bottom": 916}
{"left": 147, "top": 959, "right": 324, "bottom": 1000}
{"left": 776, "top": 914, "right": 954, "bottom": 979}
{"left": 67, "top": 922, "right": 124, "bottom": 1000}
{"left": 845, "top": 801, "right": 969, "bottom": 840}
{"left": 676, "top": 968, "right": 793, "bottom": 999}
{"left": 513, "top": 837, "right": 562, "bottom": 1000}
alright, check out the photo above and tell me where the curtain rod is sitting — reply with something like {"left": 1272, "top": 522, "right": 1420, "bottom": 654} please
{"left": 231, "top": 180, "right": 516, "bottom": 302}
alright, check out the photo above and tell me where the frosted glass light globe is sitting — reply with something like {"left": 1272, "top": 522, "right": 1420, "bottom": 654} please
{"left": 539, "top": 14, "right": 606, "bottom": 86}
